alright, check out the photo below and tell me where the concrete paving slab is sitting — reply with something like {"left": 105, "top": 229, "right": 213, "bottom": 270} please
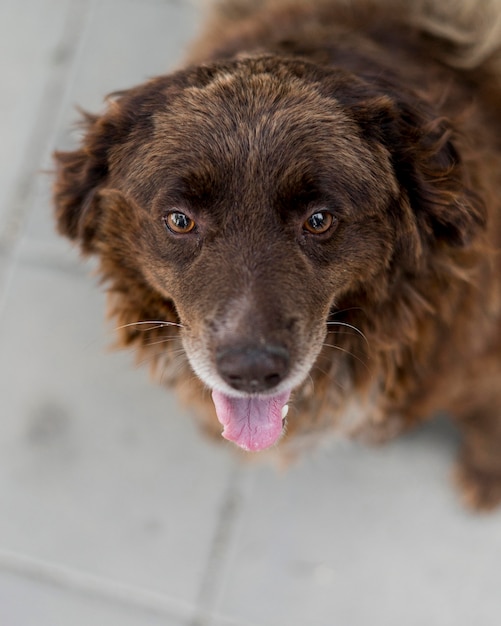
{"left": 0, "top": 258, "right": 236, "bottom": 612}
{"left": 0, "top": 568, "right": 188, "bottom": 626}
{"left": 0, "top": 0, "right": 73, "bottom": 224}
{"left": 215, "top": 424, "right": 501, "bottom": 626}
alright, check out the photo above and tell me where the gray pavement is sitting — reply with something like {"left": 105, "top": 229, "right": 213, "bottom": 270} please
{"left": 1, "top": 1, "right": 501, "bottom": 624}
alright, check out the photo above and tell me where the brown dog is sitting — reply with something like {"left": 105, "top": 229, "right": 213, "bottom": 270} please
{"left": 53, "top": 0, "right": 501, "bottom": 509}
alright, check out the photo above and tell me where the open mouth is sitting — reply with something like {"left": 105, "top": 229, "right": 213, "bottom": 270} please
{"left": 211, "top": 389, "right": 291, "bottom": 451}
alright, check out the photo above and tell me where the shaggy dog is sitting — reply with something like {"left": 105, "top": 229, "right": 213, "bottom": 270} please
{"left": 54, "top": 0, "right": 501, "bottom": 509}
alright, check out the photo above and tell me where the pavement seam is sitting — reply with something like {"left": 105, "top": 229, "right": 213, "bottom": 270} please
{"left": 0, "top": 549, "right": 196, "bottom": 623}
{"left": 189, "top": 465, "right": 246, "bottom": 626}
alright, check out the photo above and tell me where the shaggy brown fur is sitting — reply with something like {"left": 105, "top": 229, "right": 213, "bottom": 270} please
{"left": 54, "top": 0, "right": 501, "bottom": 509}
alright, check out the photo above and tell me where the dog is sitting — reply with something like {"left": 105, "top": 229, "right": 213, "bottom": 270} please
{"left": 53, "top": 0, "right": 501, "bottom": 510}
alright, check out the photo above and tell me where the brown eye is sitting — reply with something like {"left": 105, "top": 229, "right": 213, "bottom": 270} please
{"left": 303, "top": 211, "right": 334, "bottom": 234}
{"left": 164, "top": 211, "right": 196, "bottom": 234}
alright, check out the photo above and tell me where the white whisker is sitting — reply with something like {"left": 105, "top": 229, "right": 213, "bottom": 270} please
{"left": 326, "top": 321, "right": 369, "bottom": 345}
{"left": 136, "top": 346, "right": 186, "bottom": 370}
{"left": 159, "top": 352, "right": 190, "bottom": 386}
{"left": 329, "top": 306, "right": 364, "bottom": 316}
{"left": 321, "top": 342, "right": 370, "bottom": 371}
{"left": 313, "top": 357, "right": 348, "bottom": 392}
{"left": 114, "top": 320, "right": 183, "bottom": 333}
{"left": 143, "top": 337, "right": 184, "bottom": 348}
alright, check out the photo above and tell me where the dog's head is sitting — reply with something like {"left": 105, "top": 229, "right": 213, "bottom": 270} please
{"left": 54, "top": 55, "right": 485, "bottom": 450}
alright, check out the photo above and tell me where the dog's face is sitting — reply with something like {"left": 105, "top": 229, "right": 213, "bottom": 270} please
{"left": 54, "top": 56, "right": 484, "bottom": 451}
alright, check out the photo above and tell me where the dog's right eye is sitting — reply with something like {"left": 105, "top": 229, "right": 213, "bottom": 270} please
{"left": 164, "top": 211, "right": 196, "bottom": 234}
{"left": 303, "top": 210, "right": 335, "bottom": 235}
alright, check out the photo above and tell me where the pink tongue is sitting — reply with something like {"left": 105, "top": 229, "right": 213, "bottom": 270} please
{"left": 212, "top": 389, "right": 291, "bottom": 451}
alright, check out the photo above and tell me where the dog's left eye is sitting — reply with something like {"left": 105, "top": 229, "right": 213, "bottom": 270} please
{"left": 164, "top": 211, "right": 196, "bottom": 234}
{"left": 303, "top": 211, "right": 335, "bottom": 234}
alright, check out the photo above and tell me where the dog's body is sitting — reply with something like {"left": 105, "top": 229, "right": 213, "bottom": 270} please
{"left": 54, "top": 0, "right": 501, "bottom": 509}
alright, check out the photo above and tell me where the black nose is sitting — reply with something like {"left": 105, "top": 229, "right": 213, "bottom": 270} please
{"left": 216, "top": 343, "right": 290, "bottom": 393}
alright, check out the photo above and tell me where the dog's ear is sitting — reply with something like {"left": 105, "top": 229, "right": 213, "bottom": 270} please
{"left": 53, "top": 107, "right": 123, "bottom": 253}
{"left": 53, "top": 76, "right": 174, "bottom": 253}
{"left": 348, "top": 89, "right": 486, "bottom": 249}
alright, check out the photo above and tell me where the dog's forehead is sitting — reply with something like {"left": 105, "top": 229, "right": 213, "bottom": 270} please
{"left": 146, "top": 62, "right": 383, "bottom": 190}
{"left": 112, "top": 59, "right": 396, "bottom": 214}
{"left": 154, "top": 63, "right": 355, "bottom": 142}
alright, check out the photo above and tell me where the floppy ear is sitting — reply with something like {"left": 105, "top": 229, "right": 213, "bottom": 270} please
{"left": 53, "top": 108, "right": 123, "bottom": 253}
{"left": 53, "top": 75, "right": 174, "bottom": 253}
{"left": 350, "top": 89, "right": 486, "bottom": 249}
